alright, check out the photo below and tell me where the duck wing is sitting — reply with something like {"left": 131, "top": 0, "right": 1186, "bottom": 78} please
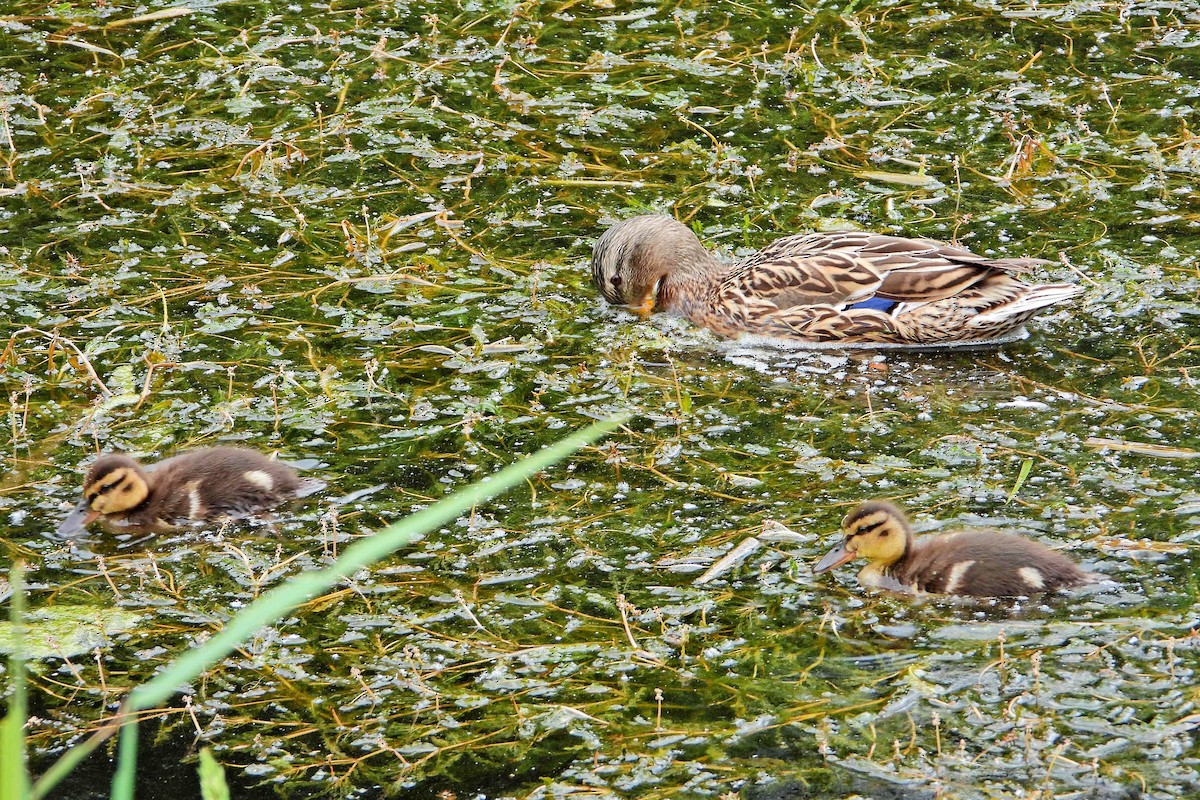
{"left": 728, "top": 231, "right": 1044, "bottom": 311}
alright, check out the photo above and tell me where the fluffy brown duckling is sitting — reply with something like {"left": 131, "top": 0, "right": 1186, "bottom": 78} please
{"left": 813, "top": 500, "right": 1093, "bottom": 597}
{"left": 58, "top": 447, "right": 306, "bottom": 536}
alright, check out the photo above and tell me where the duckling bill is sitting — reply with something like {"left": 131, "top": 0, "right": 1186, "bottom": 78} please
{"left": 813, "top": 500, "right": 1093, "bottom": 597}
{"left": 58, "top": 447, "right": 307, "bottom": 536}
{"left": 591, "top": 214, "right": 1081, "bottom": 348}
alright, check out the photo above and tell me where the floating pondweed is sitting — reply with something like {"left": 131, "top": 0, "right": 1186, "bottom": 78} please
{"left": 3, "top": 1, "right": 1200, "bottom": 798}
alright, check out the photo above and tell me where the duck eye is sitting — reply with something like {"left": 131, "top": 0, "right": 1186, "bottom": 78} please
{"left": 611, "top": 274, "right": 622, "bottom": 287}
{"left": 92, "top": 477, "right": 124, "bottom": 496}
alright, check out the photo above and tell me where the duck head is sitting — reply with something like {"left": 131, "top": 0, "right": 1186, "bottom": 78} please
{"left": 591, "top": 215, "right": 716, "bottom": 317}
{"left": 58, "top": 454, "right": 150, "bottom": 535}
{"left": 814, "top": 500, "right": 912, "bottom": 574}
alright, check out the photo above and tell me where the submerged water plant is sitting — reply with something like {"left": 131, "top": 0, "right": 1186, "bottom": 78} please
{"left": 1, "top": 0, "right": 1199, "bottom": 798}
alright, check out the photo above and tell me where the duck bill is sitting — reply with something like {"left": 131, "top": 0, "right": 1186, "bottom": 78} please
{"left": 628, "top": 278, "right": 664, "bottom": 319}
{"left": 57, "top": 501, "right": 100, "bottom": 537}
{"left": 813, "top": 539, "right": 855, "bottom": 574}
{"left": 630, "top": 289, "right": 656, "bottom": 318}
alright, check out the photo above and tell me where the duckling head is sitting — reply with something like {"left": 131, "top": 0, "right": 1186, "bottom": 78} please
{"left": 813, "top": 500, "right": 912, "bottom": 575}
{"left": 591, "top": 215, "right": 716, "bottom": 317}
{"left": 58, "top": 455, "right": 151, "bottom": 535}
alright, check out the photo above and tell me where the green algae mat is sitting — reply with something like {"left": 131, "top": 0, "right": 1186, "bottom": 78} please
{"left": 2, "top": 0, "right": 1199, "bottom": 797}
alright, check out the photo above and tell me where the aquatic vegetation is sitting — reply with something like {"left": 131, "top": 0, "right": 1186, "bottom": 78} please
{"left": 1, "top": 0, "right": 1199, "bottom": 798}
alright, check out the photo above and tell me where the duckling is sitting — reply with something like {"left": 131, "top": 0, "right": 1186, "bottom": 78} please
{"left": 813, "top": 500, "right": 1093, "bottom": 597}
{"left": 591, "top": 215, "right": 1081, "bottom": 348}
{"left": 57, "top": 447, "right": 306, "bottom": 536}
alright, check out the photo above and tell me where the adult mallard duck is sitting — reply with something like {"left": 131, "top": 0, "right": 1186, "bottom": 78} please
{"left": 57, "top": 447, "right": 309, "bottom": 535}
{"left": 591, "top": 214, "right": 1081, "bottom": 348}
{"left": 813, "top": 500, "right": 1093, "bottom": 597}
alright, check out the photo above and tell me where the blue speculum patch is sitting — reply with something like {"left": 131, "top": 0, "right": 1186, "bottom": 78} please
{"left": 847, "top": 296, "right": 899, "bottom": 312}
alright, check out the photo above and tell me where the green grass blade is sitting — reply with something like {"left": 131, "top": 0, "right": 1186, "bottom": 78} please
{"left": 0, "top": 565, "right": 29, "bottom": 800}
{"left": 31, "top": 412, "right": 628, "bottom": 800}
{"left": 109, "top": 720, "right": 138, "bottom": 800}
{"left": 1006, "top": 458, "right": 1034, "bottom": 504}
{"left": 197, "top": 748, "right": 230, "bottom": 800}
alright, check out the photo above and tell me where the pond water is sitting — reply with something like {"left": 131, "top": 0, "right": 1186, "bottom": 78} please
{"left": 2, "top": 0, "right": 1199, "bottom": 798}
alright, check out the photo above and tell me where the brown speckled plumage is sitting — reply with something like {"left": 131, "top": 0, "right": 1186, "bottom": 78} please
{"left": 591, "top": 215, "right": 1081, "bottom": 348}
{"left": 59, "top": 447, "right": 303, "bottom": 534}
{"left": 813, "top": 500, "right": 1094, "bottom": 597}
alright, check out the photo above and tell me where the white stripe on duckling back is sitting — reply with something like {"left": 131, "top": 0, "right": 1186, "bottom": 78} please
{"left": 242, "top": 470, "right": 276, "bottom": 491}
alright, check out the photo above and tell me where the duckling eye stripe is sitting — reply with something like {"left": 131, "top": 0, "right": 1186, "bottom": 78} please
{"left": 89, "top": 469, "right": 130, "bottom": 498}
{"left": 851, "top": 518, "right": 888, "bottom": 536}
